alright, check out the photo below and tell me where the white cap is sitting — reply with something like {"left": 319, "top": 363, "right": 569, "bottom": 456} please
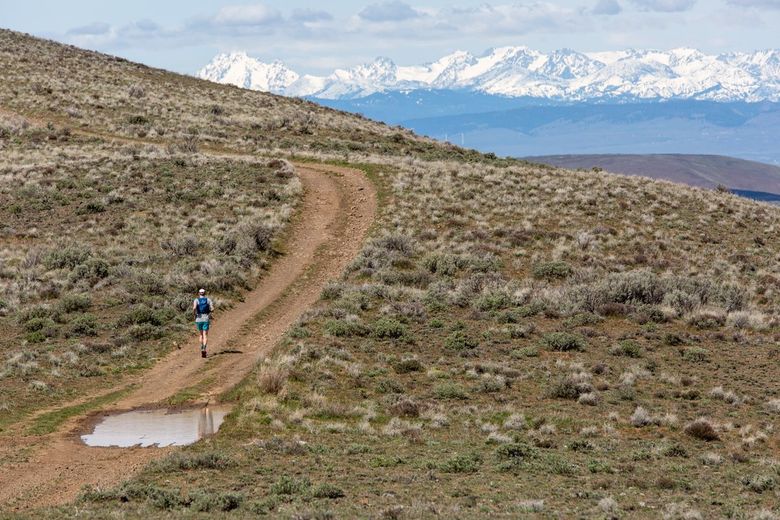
{"left": 198, "top": 288, "right": 206, "bottom": 294}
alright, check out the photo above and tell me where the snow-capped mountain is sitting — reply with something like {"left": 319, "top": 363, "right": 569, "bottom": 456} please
{"left": 197, "top": 47, "right": 780, "bottom": 102}
{"left": 198, "top": 51, "right": 299, "bottom": 92}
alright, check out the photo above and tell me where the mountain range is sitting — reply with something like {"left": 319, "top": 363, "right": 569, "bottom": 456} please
{"left": 198, "top": 47, "right": 780, "bottom": 102}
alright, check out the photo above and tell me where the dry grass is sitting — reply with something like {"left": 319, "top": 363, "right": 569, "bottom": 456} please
{"left": 3, "top": 29, "right": 779, "bottom": 519}
{"left": 83, "top": 158, "right": 780, "bottom": 517}
{"left": 257, "top": 364, "right": 288, "bottom": 396}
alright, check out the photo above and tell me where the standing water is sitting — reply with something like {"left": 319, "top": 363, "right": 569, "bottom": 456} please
{"left": 81, "top": 405, "right": 232, "bottom": 447}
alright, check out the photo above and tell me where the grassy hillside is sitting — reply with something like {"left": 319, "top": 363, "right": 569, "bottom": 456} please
{"left": 0, "top": 92, "right": 305, "bottom": 426}
{"left": 72, "top": 164, "right": 780, "bottom": 518}
{"left": 0, "top": 30, "right": 484, "bottom": 163}
{"left": 1, "top": 30, "right": 779, "bottom": 518}
{"left": 0, "top": 119, "right": 306, "bottom": 414}
{"left": 0, "top": 26, "right": 494, "bottom": 428}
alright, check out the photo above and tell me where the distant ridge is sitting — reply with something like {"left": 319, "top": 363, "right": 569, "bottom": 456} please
{"left": 732, "top": 189, "right": 780, "bottom": 203}
{"left": 199, "top": 46, "right": 780, "bottom": 102}
{"left": 524, "top": 154, "right": 780, "bottom": 197}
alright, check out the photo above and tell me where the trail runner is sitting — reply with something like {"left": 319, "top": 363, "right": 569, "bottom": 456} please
{"left": 193, "top": 288, "right": 214, "bottom": 358}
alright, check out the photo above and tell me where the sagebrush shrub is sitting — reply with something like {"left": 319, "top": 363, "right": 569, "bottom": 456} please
{"left": 190, "top": 490, "right": 243, "bottom": 512}
{"left": 549, "top": 374, "right": 593, "bottom": 399}
{"left": 43, "top": 247, "right": 91, "bottom": 270}
{"left": 69, "top": 314, "right": 98, "bottom": 336}
{"left": 741, "top": 475, "right": 776, "bottom": 493}
{"left": 270, "top": 475, "right": 311, "bottom": 496}
{"left": 532, "top": 261, "right": 572, "bottom": 280}
{"left": 376, "top": 378, "right": 405, "bottom": 394}
{"left": 433, "top": 383, "right": 469, "bottom": 400}
{"left": 371, "top": 318, "right": 408, "bottom": 340}
{"left": 393, "top": 358, "right": 423, "bottom": 373}
{"left": 609, "top": 339, "right": 642, "bottom": 358}
{"left": 684, "top": 418, "right": 719, "bottom": 441}
{"left": 682, "top": 347, "right": 709, "bottom": 363}
{"left": 58, "top": 294, "right": 92, "bottom": 314}
{"left": 311, "top": 483, "right": 345, "bottom": 499}
{"left": 324, "top": 319, "right": 369, "bottom": 337}
{"left": 688, "top": 310, "right": 725, "bottom": 330}
{"left": 444, "top": 330, "right": 479, "bottom": 351}
{"left": 541, "top": 332, "right": 585, "bottom": 352}
{"left": 438, "top": 452, "right": 482, "bottom": 473}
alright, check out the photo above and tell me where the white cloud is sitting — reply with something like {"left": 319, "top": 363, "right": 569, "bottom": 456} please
{"left": 291, "top": 9, "right": 333, "bottom": 22}
{"left": 358, "top": 1, "right": 423, "bottom": 22}
{"left": 593, "top": 0, "right": 623, "bottom": 15}
{"left": 630, "top": 0, "right": 696, "bottom": 12}
{"left": 134, "top": 19, "right": 160, "bottom": 32}
{"left": 213, "top": 4, "right": 282, "bottom": 27}
{"left": 433, "top": 3, "right": 583, "bottom": 36}
{"left": 349, "top": 2, "right": 584, "bottom": 38}
{"left": 726, "top": 0, "right": 780, "bottom": 7}
{"left": 63, "top": 0, "right": 778, "bottom": 73}
{"left": 63, "top": 2, "right": 591, "bottom": 56}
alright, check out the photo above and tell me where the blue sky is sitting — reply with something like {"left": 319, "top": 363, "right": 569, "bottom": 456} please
{"left": 2, "top": 1, "right": 780, "bottom": 74}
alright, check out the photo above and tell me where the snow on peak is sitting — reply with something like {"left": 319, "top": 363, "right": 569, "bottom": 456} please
{"left": 197, "top": 52, "right": 299, "bottom": 93}
{"left": 199, "top": 46, "right": 780, "bottom": 102}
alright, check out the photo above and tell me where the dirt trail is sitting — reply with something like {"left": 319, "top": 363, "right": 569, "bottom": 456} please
{"left": 0, "top": 162, "right": 376, "bottom": 512}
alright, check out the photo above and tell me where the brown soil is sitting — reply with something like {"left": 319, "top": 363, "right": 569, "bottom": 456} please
{"left": 0, "top": 161, "right": 376, "bottom": 512}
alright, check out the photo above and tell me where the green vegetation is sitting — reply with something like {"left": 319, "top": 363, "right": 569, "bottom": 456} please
{"left": 165, "top": 377, "right": 216, "bottom": 406}
{"left": 26, "top": 387, "right": 131, "bottom": 435}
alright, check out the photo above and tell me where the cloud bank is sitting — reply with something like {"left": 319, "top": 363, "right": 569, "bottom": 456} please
{"left": 57, "top": 0, "right": 780, "bottom": 73}
{"left": 630, "top": 0, "right": 696, "bottom": 11}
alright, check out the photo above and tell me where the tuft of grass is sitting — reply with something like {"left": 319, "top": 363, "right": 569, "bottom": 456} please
{"left": 257, "top": 365, "right": 288, "bottom": 395}
{"left": 166, "top": 377, "right": 215, "bottom": 406}
{"left": 153, "top": 450, "right": 235, "bottom": 471}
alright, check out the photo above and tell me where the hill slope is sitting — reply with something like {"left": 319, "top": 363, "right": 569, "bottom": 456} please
{"left": 524, "top": 154, "right": 780, "bottom": 195}
{"left": 2, "top": 29, "right": 780, "bottom": 519}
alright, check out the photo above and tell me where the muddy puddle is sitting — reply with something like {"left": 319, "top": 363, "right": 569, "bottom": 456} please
{"left": 81, "top": 405, "right": 232, "bottom": 448}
